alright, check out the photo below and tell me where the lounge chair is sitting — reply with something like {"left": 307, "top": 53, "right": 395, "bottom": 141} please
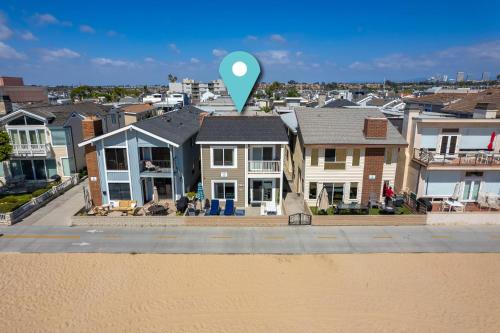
{"left": 223, "top": 199, "right": 235, "bottom": 216}
{"left": 477, "top": 192, "right": 488, "bottom": 211}
{"left": 209, "top": 199, "right": 220, "bottom": 215}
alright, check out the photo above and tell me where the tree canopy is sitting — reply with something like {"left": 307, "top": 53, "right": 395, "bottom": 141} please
{"left": 0, "top": 131, "right": 13, "bottom": 162}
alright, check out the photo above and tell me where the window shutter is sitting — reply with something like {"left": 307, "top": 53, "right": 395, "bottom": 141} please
{"left": 352, "top": 149, "right": 360, "bottom": 166}
{"left": 310, "top": 148, "right": 318, "bottom": 166}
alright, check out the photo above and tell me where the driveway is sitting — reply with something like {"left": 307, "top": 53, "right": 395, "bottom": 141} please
{"left": 16, "top": 180, "right": 87, "bottom": 226}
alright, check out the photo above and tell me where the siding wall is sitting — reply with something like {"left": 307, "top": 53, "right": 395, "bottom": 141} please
{"left": 201, "top": 144, "right": 245, "bottom": 205}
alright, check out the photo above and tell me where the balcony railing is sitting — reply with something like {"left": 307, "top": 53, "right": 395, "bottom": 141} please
{"left": 140, "top": 160, "right": 171, "bottom": 172}
{"left": 248, "top": 160, "right": 280, "bottom": 173}
{"left": 413, "top": 148, "right": 500, "bottom": 167}
{"left": 11, "top": 144, "right": 51, "bottom": 156}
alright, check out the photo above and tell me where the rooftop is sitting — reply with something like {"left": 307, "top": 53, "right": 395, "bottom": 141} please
{"left": 121, "top": 104, "right": 155, "bottom": 114}
{"left": 295, "top": 107, "right": 407, "bottom": 146}
{"left": 196, "top": 116, "right": 289, "bottom": 143}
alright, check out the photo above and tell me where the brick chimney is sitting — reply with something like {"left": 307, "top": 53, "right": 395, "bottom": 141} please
{"left": 473, "top": 102, "right": 497, "bottom": 119}
{"left": 363, "top": 117, "right": 388, "bottom": 139}
{"left": 0, "top": 95, "right": 13, "bottom": 115}
{"left": 198, "top": 111, "right": 209, "bottom": 125}
{"left": 82, "top": 116, "right": 104, "bottom": 206}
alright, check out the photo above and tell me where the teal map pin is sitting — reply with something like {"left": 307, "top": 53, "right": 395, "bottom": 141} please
{"left": 219, "top": 51, "right": 261, "bottom": 112}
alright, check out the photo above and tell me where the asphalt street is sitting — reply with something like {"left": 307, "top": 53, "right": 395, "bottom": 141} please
{"left": 1, "top": 225, "right": 500, "bottom": 254}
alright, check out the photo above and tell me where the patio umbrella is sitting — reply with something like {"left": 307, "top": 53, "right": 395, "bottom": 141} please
{"left": 153, "top": 186, "right": 159, "bottom": 205}
{"left": 196, "top": 182, "right": 204, "bottom": 201}
{"left": 318, "top": 187, "right": 329, "bottom": 211}
{"left": 487, "top": 131, "right": 496, "bottom": 151}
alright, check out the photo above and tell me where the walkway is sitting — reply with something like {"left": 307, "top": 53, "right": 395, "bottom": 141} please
{"left": 282, "top": 169, "right": 306, "bottom": 215}
{"left": 1, "top": 225, "right": 500, "bottom": 253}
{"left": 16, "top": 180, "right": 87, "bottom": 226}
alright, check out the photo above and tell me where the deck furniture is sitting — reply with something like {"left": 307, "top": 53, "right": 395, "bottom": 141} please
{"left": 209, "top": 199, "right": 220, "bottom": 216}
{"left": 112, "top": 200, "right": 137, "bottom": 215}
{"left": 147, "top": 204, "right": 168, "bottom": 216}
{"left": 486, "top": 194, "right": 500, "bottom": 211}
{"left": 223, "top": 199, "right": 235, "bottom": 216}
{"left": 443, "top": 200, "right": 465, "bottom": 212}
{"left": 336, "top": 202, "right": 369, "bottom": 215}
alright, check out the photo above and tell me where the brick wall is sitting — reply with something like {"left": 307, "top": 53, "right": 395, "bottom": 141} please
{"left": 363, "top": 118, "right": 387, "bottom": 138}
{"left": 361, "top": 148, "right": 385, "bottom": 204}
{"left": 82, "top": 117, "right": 104, "bottom": 206}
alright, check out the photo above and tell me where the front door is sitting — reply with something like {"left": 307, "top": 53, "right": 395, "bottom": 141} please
{"left": 440, "top": 135, "right": 458, "bottom": 155}
{"left": 154, "top": 178, "right": 172, "bottom": 200}
{"left": 251, "top": 180, "right": 273, "bottom": 203}
{"left": 462, "top": 179, "right": 481, "bottom": 201}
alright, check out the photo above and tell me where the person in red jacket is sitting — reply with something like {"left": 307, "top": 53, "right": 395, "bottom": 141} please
{"left": 385, "top": 186, "right": 394, "bottom": 206}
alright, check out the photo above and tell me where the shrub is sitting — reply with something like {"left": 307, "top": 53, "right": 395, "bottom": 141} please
{"left": 0, "top": 196, "right": 19, "bottom": 203}
{"left": 32, "top": 188, "right": 50, "bottom": 197}
{"left": 0, "top": 202, "right": 23, "bottom": 213}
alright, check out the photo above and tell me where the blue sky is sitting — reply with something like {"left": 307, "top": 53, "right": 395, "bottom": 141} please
{"left": 0, "top": 0, "right": 499, "bottom": 85}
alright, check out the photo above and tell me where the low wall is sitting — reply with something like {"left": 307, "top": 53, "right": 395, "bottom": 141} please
{"left": 312, "top": 215, "right": 426, "bottom": 226}
{"left": 71, "top": 215, "right": 288, "bottom": 227}
{"left": 427, "top": 212, "right": 500, "bottom": 225}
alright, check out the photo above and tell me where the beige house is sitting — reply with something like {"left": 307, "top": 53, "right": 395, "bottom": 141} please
{"left": 196, "top": 116, "right": 288, "bottom": 214}
{"left": 292, "top": 107, "right": 407, "bottom": 206}
{"left": 121, "top": 104, "right": 159, "bottom": 125}
{"left": 397, "top": 102, "right": 500, "bottom": 202}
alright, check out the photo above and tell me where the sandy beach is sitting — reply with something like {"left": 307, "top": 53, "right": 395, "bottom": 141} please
{"left": 0, "top": 253, "right": 499, "bottom": 332}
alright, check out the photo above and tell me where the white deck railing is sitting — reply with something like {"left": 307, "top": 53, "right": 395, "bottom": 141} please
{"left": 11, "top": 144, "right": 51, "bottom": 156}
{"left": 248, "top": 160, "right": 280, "bottom": 173}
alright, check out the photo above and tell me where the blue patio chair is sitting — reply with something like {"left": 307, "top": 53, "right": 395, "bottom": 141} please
{"left": 209, "top": 199, "right": 220, "bottom": 215}
{"left": 223, "top": 199, "right": 235, "bottom": 216}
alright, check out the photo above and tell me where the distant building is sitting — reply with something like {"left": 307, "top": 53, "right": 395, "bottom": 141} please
{"left": 482, "top": 72, "right": 490, "bottom": 82}
{"left": 456, "top": 71, "right": 465, "bottom": 82}
{"left": 0, "top": 76, "right": 48, "bottom": 105}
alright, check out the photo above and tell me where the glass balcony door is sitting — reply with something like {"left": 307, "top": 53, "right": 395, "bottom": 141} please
{"left": 250, "top": 179, "right": 273, "bottom": 202}
{"left": 251, "top": 146, "right": 273, "bottom": 161}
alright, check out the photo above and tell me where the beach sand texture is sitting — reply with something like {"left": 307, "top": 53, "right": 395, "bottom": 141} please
{"left": 1, "top": 253, "right": 499, "bottom": 332}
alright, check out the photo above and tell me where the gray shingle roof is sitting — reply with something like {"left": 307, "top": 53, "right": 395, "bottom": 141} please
{"left": 25, "top": 103, "right": 112, "bottom": 126}
{"left": 322, "top": 99, "right": 358, "bottom": 108}
{"left": 134, "top": 106, "right": 203, "bottom": 145}
{"left": 295, "top": 107, "right": 407, "bottom": 145}
{"left": 196, "top": 116, "right": 289, "bottom": 143}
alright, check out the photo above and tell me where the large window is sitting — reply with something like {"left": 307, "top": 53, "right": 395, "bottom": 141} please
{"left": 309, "top": 182, "right": 317, "bottom": 199}
{"left": 105, "top": 148, "right": 128, "bottom": 170}
{"left": 212, "top": 147, "right": 235, "bottom": 167}
{"left": 324, "top": 149, "right": 346, "bottom": 170}
{"left": 51, "top": 129, "right": 68, "bottom": 146}
{"left": 213, "top": 181, "right": 236, "bottom": 200}
{"left": 108, "top": 183, "right": 131, "bottom": 200}
{"left": 349, "top": 182, "right": 358, "bottom": 200}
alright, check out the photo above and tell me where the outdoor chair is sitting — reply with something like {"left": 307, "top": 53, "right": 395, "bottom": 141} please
{"left": 112, "top": 200, "right": 137, "bottom": 215}
{"left": 486, "top": 194, "right": 500, "bottom": 211}
{"left": 223, "top": 199, "right": 235, "bottom": 216}
{"left": 477, "top": 192, "right": 488, "bottom": 211}
{"left": 368, "top": 192, "right": 380, "bottom": 208}
{"left": 209, "top": 199, "right": 221, "bottom": 215}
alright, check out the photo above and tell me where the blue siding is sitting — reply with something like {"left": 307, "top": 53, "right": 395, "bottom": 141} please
{"left": 483, "top": 171, "right": 500, "bottom": 195}
{"left": 137, "top": 131, "right": 169, "bottom": 148}
{"left": 103, "top": 132, "right": 126, "bottom": 147}
{"left": 126, "top": 131, "right": 143, "bottom": 205}
{"left": 107, "top": 171, "right": 129, "bottom": 181}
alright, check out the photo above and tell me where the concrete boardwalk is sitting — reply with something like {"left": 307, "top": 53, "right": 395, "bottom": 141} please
{"left": 1, "top": 225, "right": 500, "bottom": 253}
{"left": 17, "top": 180, "right": 87, "bottom": 226}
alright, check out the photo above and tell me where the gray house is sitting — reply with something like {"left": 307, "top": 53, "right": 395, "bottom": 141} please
{"left": 79, "top": 107, "right": 204, "bottom": 207}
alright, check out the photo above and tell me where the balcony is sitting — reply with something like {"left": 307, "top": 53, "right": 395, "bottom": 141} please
{"left": 413, "top": 148, "right": 500, "bottom": 168}
{"left": 11, "top": 144, "right": 51, "bottom": 157}
{"left": 248, "top": 160, "right": 281, "bottom": 174}
{"left": 140, "top": 160, "right": 172, "bottom": 177}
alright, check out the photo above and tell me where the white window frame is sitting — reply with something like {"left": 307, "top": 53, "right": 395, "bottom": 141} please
{"left": 60, "top": 156, "right": 71, "bottom": 177}
{"left": 210, "top": 146, "right": 237, "bottom": 168}
{"left": 249, "top": 145, "right": 275, "bottom": 160}
{"left": 211, "top": 180, "right": 238, "bottom": 201}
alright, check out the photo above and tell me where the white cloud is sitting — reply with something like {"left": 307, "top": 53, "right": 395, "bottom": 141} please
{"left": 41, "top": 48, "right": 80, "bottom": 61}
{"left": 190, "top": 57, "right": 200, "bottom": 64}
{"left": 169, "top": 43, "right": 180, "bottom": 53}
{"left": 0, "top": 41, "right": 26, "bottom": 60}
{"left": 0, "top": 12, "right": 13, "bottom": 40}
{"left": 348, "top": 61, "right": 372, "bottom": 70}
{"left": 246, "top": 35, "right": 258, "bottom": 41}
{"left": 437, "top": 40, "right": 500, "bottom": 61}
{"left": 144, "top": 57, "right": 155, "bottom": 63}
{"left": 92, "top": 57, "right": 134, "bottom": 67}
{"left": 107, "top": 30, "right": 118, "bottom": 37}
{"left": 256, "top": 50, "right": 290, "bottom": 65}
{"left": 20, "top": 31, "right": 37, "bottom": 41}
{"left": 373, "top": 53, "right": 435, "bottom": 69}
{"left": 270, "top": 34, "right": 286, "bottom": 43}
{"left": 295, "top": 51, "right": 303, "bottom": 57}
{"left": 33, "top": 13, "right": 71, "bottom": 26}
{"left": 212, "top": 49, "right": 227, "bottom": 57}
{"left": 79, "top": 25, "right": 95, "bottom": 34}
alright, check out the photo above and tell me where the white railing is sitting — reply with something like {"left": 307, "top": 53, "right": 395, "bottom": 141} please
{"left": 248, "top": 160, "right": 280, "bottom": 173}
{"left": 0, "top": 174, "right": 79, "bottom": 225}
{"left": 11, "top": 143, "right": 51, "bottom": 156}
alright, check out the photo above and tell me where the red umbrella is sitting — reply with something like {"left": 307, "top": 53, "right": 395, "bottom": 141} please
{"left": 487, "top": 132, "right": 496, "bottom": 151}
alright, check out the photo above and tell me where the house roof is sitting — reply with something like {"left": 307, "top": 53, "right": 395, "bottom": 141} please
{"left": 295, "top": 107, "right": 407, "bottom": 146}
{"left": 0, "top": 102, "right": 112, "bottom": 127}
{"left": 196, "top": 116, "right": 289, "bottom": 143}
{"left": 405, "top": 93, "right": 469, "bottom": 106}
{"left": 441, "top": 88, "right": 500, "bottom": 116}
{"left": 121, "top": 104, "right": 155, "bottom": 114}
{"left": 322, "top": 99, "right": 358, "bottom": 108}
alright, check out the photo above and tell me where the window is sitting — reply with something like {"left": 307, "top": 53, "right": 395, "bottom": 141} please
{"left": 212, "top": 147, "right": 235, "bottom": 167}
{"left": 51, "top": 129, "right": 68, "bottom": 146}
{"left": 309, "top": 182, "right": 317, "bottom": 199}
{"left": 61, "top": 158, "right": 71, "bottom": 176}
{"left": 108, "top": 183, "right": 131, "bottom": 200}
{"left": 111, "top": 114, "right": 117, "bottom": 124}
{"left": 385, "top": 148, "right": 393, "bottom": 164}
{"left": 213, "top": 181, "right": 236, "bottom": 200}
{"left": 442, "top": 128, "right": 459, "bottom": 133}
{"left": 352, "top": 149, "right": 360, "bottom": 166}
{"left": 324, "top": 149, "right": 346, "bottom": 170}
{"left": 105, "top": 148, "right": 128, "bottom": 170}
{"left": 310, "top": 148, "right": 318, "bottom": 166}
{"left": 349, "top": 182, "right": 358, "bottom": 200}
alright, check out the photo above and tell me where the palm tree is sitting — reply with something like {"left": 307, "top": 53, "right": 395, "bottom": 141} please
{"left": 168, "top": 74, "right": 178, "bottom": 83}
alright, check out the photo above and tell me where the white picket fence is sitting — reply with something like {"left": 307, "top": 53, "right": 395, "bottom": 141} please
{"left": 0, "top": 175, "right": 79, "bottom": 225}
